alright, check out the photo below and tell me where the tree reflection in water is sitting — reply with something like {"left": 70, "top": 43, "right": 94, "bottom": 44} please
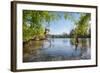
{"left": 23, "top": 38, "right": 91, "bottom": 62}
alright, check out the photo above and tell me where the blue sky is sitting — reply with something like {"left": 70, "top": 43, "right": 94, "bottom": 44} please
{"left": 45, "top": 12, "right": 81, "bottom": 35}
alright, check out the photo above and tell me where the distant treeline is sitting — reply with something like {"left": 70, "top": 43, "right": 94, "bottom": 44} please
{"left": 49, "top": 34, "right": 91, "bottom": 38}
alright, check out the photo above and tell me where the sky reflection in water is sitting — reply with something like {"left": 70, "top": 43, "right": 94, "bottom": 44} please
{"left": 23, "top": 38, "right": 91, "bottom": 62}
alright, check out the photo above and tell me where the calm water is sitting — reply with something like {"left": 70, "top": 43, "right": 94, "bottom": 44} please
{"left": 23, "top": 38, "right": 91, "bottom": 62}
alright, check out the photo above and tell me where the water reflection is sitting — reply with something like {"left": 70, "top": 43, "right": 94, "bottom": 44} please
{"left": 23, "top": 38, "right": 91, "bottom": 62}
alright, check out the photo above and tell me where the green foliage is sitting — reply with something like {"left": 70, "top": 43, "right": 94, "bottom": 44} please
{"left": 70, "top": 13, "right": 91, "bottom": 45}
{"left": 23, "top": 10, "right": 91, "bottom": 42}
{"left": 23, "top": 10, "right": 59, "bottom": 41}
{"left": 73, "top": 13, "right": 91, "bottom": 37}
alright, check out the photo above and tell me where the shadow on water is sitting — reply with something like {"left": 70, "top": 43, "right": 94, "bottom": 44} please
{"left": 23, "top": 38, "right": 91, "bottom": 62}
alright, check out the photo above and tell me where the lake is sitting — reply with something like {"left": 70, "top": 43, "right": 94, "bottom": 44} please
{"left": 23, "top": 38, "right": 91, "bottom": 62}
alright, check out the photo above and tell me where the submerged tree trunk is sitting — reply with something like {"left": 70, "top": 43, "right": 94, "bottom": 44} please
{"left": 75, "top": 37, "right": 79, "bottom": 50}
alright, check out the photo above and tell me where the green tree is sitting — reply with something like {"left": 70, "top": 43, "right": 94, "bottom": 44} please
{"left": 74, "top": 13, "right": 91, "bottom": 37}
{"left": 23, "top": 10, "right": 59, "bottom": 41}
{"left": 70, "top": 13, "right": 91, "bottom": 46}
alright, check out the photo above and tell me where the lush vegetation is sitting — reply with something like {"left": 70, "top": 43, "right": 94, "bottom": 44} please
{"left": 70, "top": 13, "right": 91, "bottom": 45}
{"left": 71, "top": 13, "right": 91, "bottom": 37}
{"left": 23, "top": 10, "right": 60, "bottom": 42}
{"left": 23, "top": 10, "right": 91, "bottom": 43}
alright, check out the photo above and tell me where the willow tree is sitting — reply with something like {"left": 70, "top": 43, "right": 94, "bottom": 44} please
{"left": 70, "top": 13, "right": 91, "bottom": 46}
{"left": 74, "top": 13, "right": 91, "bottom": 37}
{"left": 23, "top": 10, "right": 59, "bottom": 41}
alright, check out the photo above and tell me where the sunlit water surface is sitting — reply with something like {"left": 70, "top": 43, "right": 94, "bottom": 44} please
{"left": 23, "top": 38, "right": 91, "bottom": 62}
